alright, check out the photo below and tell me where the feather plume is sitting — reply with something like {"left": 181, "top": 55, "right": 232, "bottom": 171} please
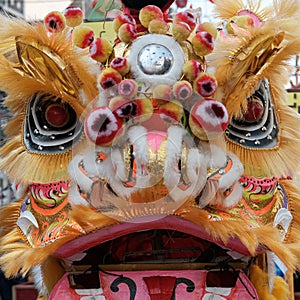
{"left": 0, "top": 16, "right": 99, "bottom": 105}
{"left": 0, "top": 200, "right": 22, "bottom": 236}
{"left": 210, "top": 0, "right": 300, "bottom": 119}
{"left": 213, "top": 0, "right": 298, "bottom": 22}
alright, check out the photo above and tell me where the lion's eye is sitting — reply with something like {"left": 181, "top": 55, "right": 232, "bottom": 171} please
{"left": 225, "top": 79, "right": 279, "bottom": 149}
{"left": 24, "top": 92, "right": 83, "bottom": 153}
{"left": 45, "top": 103, "right": 70, "bottom": 128}
{"left": 243, "top": 96, "right": 264, "bottom": 123}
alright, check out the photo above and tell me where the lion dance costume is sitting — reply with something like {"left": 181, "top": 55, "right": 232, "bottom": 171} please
{"left": 0, "top": 0, "right": 300, "bottom": 299}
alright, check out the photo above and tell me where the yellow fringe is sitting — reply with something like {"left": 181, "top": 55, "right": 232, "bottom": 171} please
{"left": 0, "top": 202, "right": 82, "bottom": 278}
{"left": 69, "top": 205, "right": 120, "bottom": 233}
{"left": 0, "top": 137, "right": 72, "bottom": 183}
{"left": 177, "top": 203, "right": 300, "bottom": 273}
{"left": 0, "top": 225, "right": 83, "bottom": 278}
{"left": 40, "top": 256, "right": 65, "bottom": 296}
{"left": 0, "top": 200, "right": 23, "bottom": 236}
{"left": 250, "top": 264, "right": 290, "bottom": 300}
{"left": 213, "top": 0, "right": 274, "bottom": 21}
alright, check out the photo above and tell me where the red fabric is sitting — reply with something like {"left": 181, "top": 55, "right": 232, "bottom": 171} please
{"left": 175, "top": 0, "right": 187, "bottom": 8}
{"left": 143, "top": 276, "right": 176, "bottom": 299}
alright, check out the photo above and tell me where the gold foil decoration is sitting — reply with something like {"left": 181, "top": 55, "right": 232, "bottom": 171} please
{"left": 14, "top": 38, "right": 78, "bottom": 99}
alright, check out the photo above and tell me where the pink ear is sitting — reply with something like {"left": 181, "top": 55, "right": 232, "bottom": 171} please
{"left": 238, "top": 9, "right": 263, "bottom": 27}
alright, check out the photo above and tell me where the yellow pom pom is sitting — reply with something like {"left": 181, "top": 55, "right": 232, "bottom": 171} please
{"left": 152, "top": 84, "right": 172, "bottom": 104}
{"left": 72, "top": 25, "right": 95, "bottom": 48}
{"left": 44, "top": 11, "right": 66, "bottom": 33}
{"left": 159, "top": 100, "right": 184, "bottom": 123}
{"left": 172, "top": 21, "right": 191, "bottom": 42}
{"left": 63, "top": 6, "right": 83, "bottom": 28}
{"left": 139, "top": 5, "right": 163, "bottom": 28}
{"left": 148, "top": 18, "right": 169, "bottom": 34}
{"left": 192, "top": 31, "right": 214, "bottom": 56}
{"left": 89, "top": 37, "right": 113, "bottom": 63}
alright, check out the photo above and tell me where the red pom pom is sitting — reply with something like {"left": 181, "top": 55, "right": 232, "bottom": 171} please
{"left": 44, "top": 11, "right": 66, "bottom": 33}
{"left": 89, "top": 37, "right": 112, "bottom": 62}
{"left": 193, "top": 72, "right": 217, "bottom": 97}
{"left": 63, "top": 6, "right": 83, "bottom": 27}
{"left": 85, "top": 106, "right": 124, "bottom": 146}
{"left": 98, "top": 68, "right": 122, "bottom": 89}
{"left": 189, "top": 99, "right": 228, "bottom": 140}
{"left": 110, "top": 57, "right": 130, "bottom": 76}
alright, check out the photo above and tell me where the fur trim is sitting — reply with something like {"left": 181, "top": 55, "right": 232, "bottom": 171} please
{"left": 0, "top": 228, "right": 79, "bottom": 277}
{"left": 0, "top": 136, "right": 73, "bottom": 183}
{"left": 250, "top": 264, "right": 290, "bottom": 300}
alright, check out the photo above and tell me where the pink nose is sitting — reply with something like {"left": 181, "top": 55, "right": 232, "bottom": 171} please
{"left": 147, "top": 131, "right": 167, "bottom": 153}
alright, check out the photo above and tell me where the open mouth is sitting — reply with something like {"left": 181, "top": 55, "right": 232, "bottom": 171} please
{"left": 51, "top": 220, "right": 259, "bottom": 299}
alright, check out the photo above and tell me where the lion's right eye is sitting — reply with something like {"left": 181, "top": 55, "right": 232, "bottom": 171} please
{"left": 24, "top": 91, "right": 83, "bottom": 153}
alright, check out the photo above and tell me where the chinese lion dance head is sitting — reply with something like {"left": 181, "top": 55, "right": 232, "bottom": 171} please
{"left": 1, "top": 0, "right": 300, "bottom": 299}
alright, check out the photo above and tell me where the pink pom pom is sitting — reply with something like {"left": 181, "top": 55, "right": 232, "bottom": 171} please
{"left": 110, "top": 57, "right": 130, "bottom": 76}
{"left": 118, "top": 79, "right": 138, "bottom": 98}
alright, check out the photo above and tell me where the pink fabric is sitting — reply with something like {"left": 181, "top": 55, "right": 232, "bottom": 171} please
{"left": 50, "top": 270, "right": 258, "bottom": 300}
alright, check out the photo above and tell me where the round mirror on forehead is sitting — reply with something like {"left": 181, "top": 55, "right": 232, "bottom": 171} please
{"left": 138, "top": 43, "right": 173, "bottom": 76}
{"left": 127, "top": 34, "right": 185, "bottom": 85}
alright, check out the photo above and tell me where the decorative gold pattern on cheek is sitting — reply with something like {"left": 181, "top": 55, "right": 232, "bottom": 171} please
{"left": 26, "top": 201, "right": 76, "bottom": 247}
{"left": 243, "top": 176, "right": 282, "bottom": 220}
{"left": 206, "top": 187, "right": 285, "bottom": 226}
{"left": 242, "top": 187, "right": 284, "bottom": 225}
